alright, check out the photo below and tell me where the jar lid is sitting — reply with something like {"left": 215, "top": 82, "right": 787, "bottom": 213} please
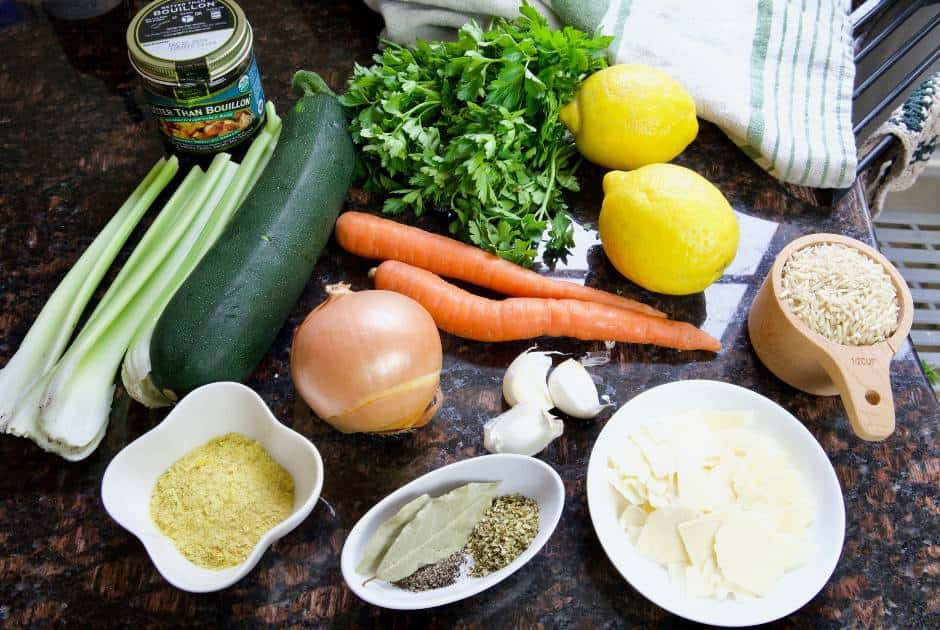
{"left": 127, "top": 0, "right": 252, "bottom": 85}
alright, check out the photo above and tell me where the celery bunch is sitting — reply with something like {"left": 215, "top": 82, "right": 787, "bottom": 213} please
{"left": 0, "top": 102, "right": 282, "bottom": 460}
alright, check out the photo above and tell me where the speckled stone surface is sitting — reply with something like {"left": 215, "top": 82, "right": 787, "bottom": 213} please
{"left": 0, "top": 1, "right": 937, "bottom": 627}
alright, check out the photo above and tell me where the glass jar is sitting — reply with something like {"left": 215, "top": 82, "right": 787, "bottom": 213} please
{"left": 127, "top": 0, "right": 265, "bottom": 154}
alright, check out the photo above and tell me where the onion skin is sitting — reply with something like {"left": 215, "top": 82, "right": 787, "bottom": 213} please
{"left": 290, "top": 285, "right": 443, "bottom": 433}
{"left": 329, "top": 380, "right": 443, "bottom": 434}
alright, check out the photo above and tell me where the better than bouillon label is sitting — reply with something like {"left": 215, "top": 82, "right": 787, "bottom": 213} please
{"left": 133, "top": 0, "right": 265, "bottom": 153}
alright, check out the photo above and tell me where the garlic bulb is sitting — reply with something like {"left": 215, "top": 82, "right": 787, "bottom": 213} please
{"left": 483, "top": 401, "right": 564, "bottom": 456}
{"left": 502, "top": 349, "right": 554, "bottom": 410}
{"left": 547, "top": 359, "right": 608, "bottom": 419}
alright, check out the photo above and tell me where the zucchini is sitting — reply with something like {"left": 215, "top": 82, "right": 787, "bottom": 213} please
{"left": 149, "top": 71, "right": 355, "bottom": 397}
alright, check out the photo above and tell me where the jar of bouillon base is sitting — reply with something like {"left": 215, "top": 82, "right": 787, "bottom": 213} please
{"left": 127, "top": 0, "right": 265, "bottom": 154}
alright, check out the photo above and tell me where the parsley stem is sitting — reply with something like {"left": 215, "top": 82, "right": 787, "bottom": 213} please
{"left": 393, "top": 100, "right": 441, "bottom": 133}
{"left": 398, "top": 100, "right": 440, "bottom": 123}
{"left": 537, "top": 147, "right": 558, "bottom": 221}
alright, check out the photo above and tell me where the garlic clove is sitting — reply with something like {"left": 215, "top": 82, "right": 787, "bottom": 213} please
{"left": 502, "top": 349, "right": 555, "bottom": 410}
{"left": 547, "top": 358, "right": 609, "bottom": 419}
{"left": 483, "top": 401, "right": 564, "bottom": 456}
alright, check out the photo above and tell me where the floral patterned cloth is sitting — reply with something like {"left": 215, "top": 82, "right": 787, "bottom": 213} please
{"left": 861, "top": 72, "right": 940, "bottom": 217}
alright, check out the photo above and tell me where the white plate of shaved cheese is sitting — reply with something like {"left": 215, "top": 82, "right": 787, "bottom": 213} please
{"left": 586, "top": 380, "right": 845, "bottom": 626}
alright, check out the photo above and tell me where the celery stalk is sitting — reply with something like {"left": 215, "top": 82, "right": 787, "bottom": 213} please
{"left": 38, "top": 156, "right": 233, "bottom": 453}
{"left": 122, "top": 106, "right": 283, "bottom": 407}
{"left": 121, "top": 160, "right": 240, "bottom": 406}
{"left": 239, "top": 102, "right": 282, "bottom": 207}
{"left": 189, "top": 104, "right": 282, "bottom": 253}
{"left": 0, "top": 156, "right": 177, "bottom": 431}
{"left": 81, "top": 166, "right": 210, "bottom": 327}
{"left": 5, "top": 371, "right": 57, "bottom": 450}
{"left": 8, "top": 104, "right": 283, "bottom": 456}
{"left": 5, "top": 165, "right": 205, "bottom": 448}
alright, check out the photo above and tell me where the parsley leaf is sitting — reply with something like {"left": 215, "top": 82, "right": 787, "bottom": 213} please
{"left": 340, "top": 2, "right": 611, "bottom": 266}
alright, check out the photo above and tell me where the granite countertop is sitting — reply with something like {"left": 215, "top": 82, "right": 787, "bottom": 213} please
{"left": 0, "top": 1, "right": 937, "bottom": 627}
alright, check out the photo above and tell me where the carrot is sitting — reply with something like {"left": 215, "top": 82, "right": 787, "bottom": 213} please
{"left": 336, "top": 211, "right": 665, "bottom": 318}
{"left": 371, "top": 261, "right": 721, "bottom": 352}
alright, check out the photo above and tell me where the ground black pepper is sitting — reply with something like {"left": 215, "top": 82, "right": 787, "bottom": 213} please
{"left": 394, "top": 550, "right": 469, "bottom": 591}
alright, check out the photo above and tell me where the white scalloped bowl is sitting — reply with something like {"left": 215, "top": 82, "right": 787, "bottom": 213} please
{"left": 101, "top": 382, "right": 323, "bottom": 593}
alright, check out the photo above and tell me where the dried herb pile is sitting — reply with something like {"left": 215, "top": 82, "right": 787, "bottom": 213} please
{"left": 356, "top": 484, "right": 542, "bottom": 592}
{"left": 466, "top": 494, "right": 540, "bottom": 576}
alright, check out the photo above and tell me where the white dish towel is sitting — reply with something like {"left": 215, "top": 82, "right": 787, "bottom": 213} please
{"left": 364, "top": 0, "right": 858, "bottom": 189}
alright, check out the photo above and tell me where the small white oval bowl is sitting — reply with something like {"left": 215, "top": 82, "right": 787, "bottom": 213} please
{"left": 101, "top": 381, "right": 324, "bottom": 593}
{"left": 341, "top": 454, "right": 564, "bottom": 610}
{"left": 587, "top": 380, "right": 845, "bottom": 627}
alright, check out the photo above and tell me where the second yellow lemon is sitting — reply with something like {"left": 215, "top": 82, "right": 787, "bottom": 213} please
{"left": 560, "top": 64, "right": 698, "bottom": 170}
{"left": 599, "top": 164, "right": 739, "bottom": 295}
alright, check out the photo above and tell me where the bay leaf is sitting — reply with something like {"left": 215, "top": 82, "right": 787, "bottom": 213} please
{"left": 377, "top": 482, "right": 501, "bottom": 582}
{"left": 356, "top": 494, "right": 431, "bottom": 576}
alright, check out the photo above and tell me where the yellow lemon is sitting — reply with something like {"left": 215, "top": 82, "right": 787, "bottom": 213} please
{"left": 599, "top": 164, "right": 738, "bottom": 295}
{"left": 560, "top": 64, "right": 698, "bottom": 170}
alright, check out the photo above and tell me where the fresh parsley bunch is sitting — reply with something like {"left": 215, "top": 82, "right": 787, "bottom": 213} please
{"left": 340, "top": 4, "right": 612, "bottom": 266}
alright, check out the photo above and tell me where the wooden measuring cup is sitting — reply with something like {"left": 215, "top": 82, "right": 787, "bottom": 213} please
{"left": 748, "top": 234, "right": 914, "bottom": 441}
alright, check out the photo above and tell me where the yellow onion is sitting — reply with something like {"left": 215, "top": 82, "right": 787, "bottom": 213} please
{"left": 290, "top": 284, "right": 443, "bottom": 433}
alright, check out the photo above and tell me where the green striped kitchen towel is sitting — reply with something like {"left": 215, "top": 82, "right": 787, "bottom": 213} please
{"left": 363, "top": 0, "right": 858, "bottom": 189}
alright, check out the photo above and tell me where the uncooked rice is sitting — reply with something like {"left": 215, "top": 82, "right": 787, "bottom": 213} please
{"left": 780, "top": 243, "right": 899, "bottom": 346}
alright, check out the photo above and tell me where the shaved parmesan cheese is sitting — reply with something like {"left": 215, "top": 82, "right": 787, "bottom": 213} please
{"left": 636, "top": 506, "right": 697, "bottom": 564}
{"left": 678, "top": 513, "right": 724, "bottom": 568}
{"left": 685, "top": 563, "right": 713, "bottom": 598}
{"left": 721, "top": 429, "right": 783, "bottom": 462}
{"left": 705, "top": 410, "right": 753, "bottom": 431}
{"left": 619, "top": 505, "right": 648, "bottom": 530}
{"left": 608, "top": 470, "right": 645, "bottom": 505}
{"left": 732, "top": 459, "right": 805, "bottom": 508}
{"left": 673, "top": 415, "right": 720, "bottom": 460}
{"left": 608, "top": 441, "right": 650, "bottom": 480}
{"left": 607, "top": 408, "right": 816, "bottom": 602}
{"left": 775, "top": 532, "right": 815, "bottom": 570}
{"left": 715, "top": 512, "right": 788, "bottom": 596}
{"left": 774, "top": 502, "right": 815, "bottom": 534}
{"left": 626, "top": 525, "right": 642, "bottom": 545}
{"left": 631, "top": 432, "right": 676, "bottom": 478}
{"left": 643, "top": 416, "right": 681, "bottom": 443}
{"left": 646, "top": 475, "right": 677, "bottom": 509}
{"left": 647, "top": 492, "right": 670, "bottom": 509}
{"left": 646, "top": 476, "right": 672, "bottom": 497}
{"left": 677, "top": 460, "right": 734, "bottom": 512}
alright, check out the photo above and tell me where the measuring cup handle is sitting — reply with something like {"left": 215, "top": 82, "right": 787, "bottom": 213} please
{"left": 820, "top": 346, "right": 896, "bottom": 441}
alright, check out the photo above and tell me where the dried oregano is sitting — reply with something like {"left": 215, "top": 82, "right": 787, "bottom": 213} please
{"left": 465, "top": 494, "right": 540, "bottom": 576}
